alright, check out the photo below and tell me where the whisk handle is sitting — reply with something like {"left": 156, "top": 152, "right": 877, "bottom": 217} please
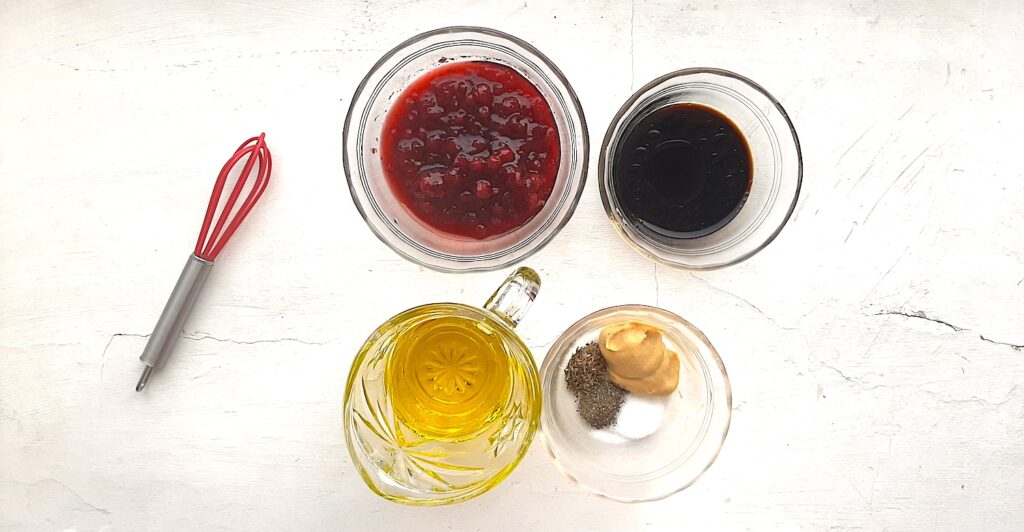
{"left": 139, "top": 254, "right": 214, "bottom": 376}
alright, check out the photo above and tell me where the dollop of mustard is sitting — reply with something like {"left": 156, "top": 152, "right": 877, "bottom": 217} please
{"left": 598, "top": 322, "right": 679, "bottom": 396}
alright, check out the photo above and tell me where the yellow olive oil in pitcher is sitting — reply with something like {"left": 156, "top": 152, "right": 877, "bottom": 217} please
{"left": 386, "top": 313, "right": 513, "bottom": 440}
{"left": 345, "top": 268, "right": 543, "bottom": 504}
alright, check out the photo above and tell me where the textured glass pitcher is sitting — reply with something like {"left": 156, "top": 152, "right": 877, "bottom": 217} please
{"left": 343, "top": 267, "right": 542, "bottom": 505}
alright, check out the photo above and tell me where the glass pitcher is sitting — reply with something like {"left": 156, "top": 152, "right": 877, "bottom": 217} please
{"left": 343, "top": 267, "right": 542, "bottom": 505}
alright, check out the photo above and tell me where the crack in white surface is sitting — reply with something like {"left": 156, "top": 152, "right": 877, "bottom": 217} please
{"left": 978, "top": 335, "right": 1024, "bottom": 350}
{"left": 101, "top": 333, "right": 150, "bottom": 359}
{"left": 810, "top": 352, "right": 1021, "bottom": 411}
{"left": 100, "top": 333, "right": 150, "bottom": 379}
{"left": 687, "top": 273, "right": 798, "bottom": 331}
{"left": 814, "top": 358, "right": 869, "bottom": 387}
{"left": 183, "top": 331, "right": 329, "bottom": 346}
{"left": 528, "top": 334, "right": 559, "bottom": 354}
{"left": 919, "top": 385, "right": 1021, "bottom": 408}
{"left": 29, "top": 478, "right": 110, "bottom": 516}
{"left": 836, "top": 124, "right": 874, "bottom": 167}
{"left": 874, "top": 310, "right": 1022, "bottom": 351}
{"left": 862, "top": 146, "right": 929, "bottom": 225}
{"left": 860, "top": 243, "right": 911, "bottom": 304}
{"left": 100, "top": 330, "right": 329, "bottom": 362}
{"left": 875, "top": 310, "right": 963, "bottom": 332}
{"left": 189, "top": 365, "right": 221, "bottom": 381}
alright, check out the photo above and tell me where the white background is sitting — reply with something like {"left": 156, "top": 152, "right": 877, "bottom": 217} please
{"left": 2, "top": 1, "right": 1022, "bottom": 530}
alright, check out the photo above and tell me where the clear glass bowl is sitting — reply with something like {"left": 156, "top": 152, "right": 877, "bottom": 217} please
{"left": 539, "top": 305, "right": 732, "bottom": 502}
{"left": 599, "top": 68, "right": 802, "bottom": 269}
{"left": 345, "top": 27, "right": 589, "bottom": 272}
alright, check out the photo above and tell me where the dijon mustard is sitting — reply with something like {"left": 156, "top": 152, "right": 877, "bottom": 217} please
{"left": 598, "top": 322, "right": 679, "bottom": 396}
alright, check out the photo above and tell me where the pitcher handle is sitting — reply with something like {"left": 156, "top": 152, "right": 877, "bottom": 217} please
{"left": 484, "top": 267, "right": 541, "bottom": 328}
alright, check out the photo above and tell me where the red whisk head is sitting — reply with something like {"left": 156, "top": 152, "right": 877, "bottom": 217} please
{"left": 194, "top": 134, "right": 271, "bottom": 261}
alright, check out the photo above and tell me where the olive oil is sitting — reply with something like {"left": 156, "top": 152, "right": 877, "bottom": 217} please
{"left": 386, "top": 314, "right": 512, "bottom": 440}
{"left": 345, "top": 269, "right": 543, "bottom": 504}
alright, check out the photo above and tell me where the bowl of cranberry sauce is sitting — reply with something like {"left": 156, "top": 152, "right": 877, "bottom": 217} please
{"left": 345, "top": 27, "right": 588, "bottom": 272}
{"left": 381, "top": 61, "right": 560, "bottom": 240}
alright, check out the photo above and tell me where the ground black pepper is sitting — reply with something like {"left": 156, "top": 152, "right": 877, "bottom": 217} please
{"left": 564, "top": 342, "right": 626, "bottom": 429}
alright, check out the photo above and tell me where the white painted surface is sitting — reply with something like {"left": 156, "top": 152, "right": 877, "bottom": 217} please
{"left": 1, "top": 0, "right": 1022, "bottom": 530}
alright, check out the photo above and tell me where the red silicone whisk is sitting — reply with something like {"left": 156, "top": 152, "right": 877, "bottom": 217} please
{"left": 136, "top": 134, "right": 271, "bottom": 392}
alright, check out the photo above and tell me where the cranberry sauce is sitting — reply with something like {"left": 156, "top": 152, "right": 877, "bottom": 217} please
{"left": 613, "top": 103, "right": 752, "bottom": 240}
{"left": 380, "top": 61, "right": 560, "bottom": 239}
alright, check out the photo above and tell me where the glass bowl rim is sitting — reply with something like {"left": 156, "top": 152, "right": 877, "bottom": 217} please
{"left": 598, "top": 67, "right": 803, "bottom": 270}
{"left": 343, "top": 25, "right": 590, "bottom": 273}
{"left": 538, "top": 303, "right": 733, "bottom": 502}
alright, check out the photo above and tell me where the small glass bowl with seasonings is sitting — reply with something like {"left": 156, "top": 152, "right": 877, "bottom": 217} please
{"left": 538, "top": 305, "right": 732, "bottom": 502}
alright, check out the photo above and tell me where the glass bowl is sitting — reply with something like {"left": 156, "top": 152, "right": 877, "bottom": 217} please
{"left": 345, "top": 26, "right": 589, "bottom": 272}
{"left": 599, "top": 68, "right": 802, "bottom": 269}
{"left": 539, "top": 305, "right": 732, "bottom": 502}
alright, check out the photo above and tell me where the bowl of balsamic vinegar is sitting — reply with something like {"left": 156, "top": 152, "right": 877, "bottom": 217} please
{"left": 599, "top": 68, "right": 802, "bottom": 269}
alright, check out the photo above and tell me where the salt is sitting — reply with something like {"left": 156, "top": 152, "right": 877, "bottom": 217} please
{"left": 612, "top": 394, "right": 667, "bottom": 440}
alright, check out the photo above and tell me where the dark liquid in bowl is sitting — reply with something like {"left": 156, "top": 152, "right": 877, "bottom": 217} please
{"left": 613, "top": 103, "right": 752, "bottom": 239}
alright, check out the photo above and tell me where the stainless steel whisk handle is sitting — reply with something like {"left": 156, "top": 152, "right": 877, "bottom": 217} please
{"left": 136, "top": 254, "right": 214, "bottom": 391}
